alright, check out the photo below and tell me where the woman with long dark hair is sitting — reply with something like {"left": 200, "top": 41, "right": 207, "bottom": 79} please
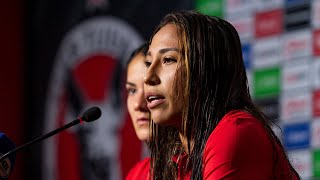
{"left": 125, "top": 43, "right": 151, "bottom": 179}
{"left": 144, "top": 10, "right": 300, "bottom": 179}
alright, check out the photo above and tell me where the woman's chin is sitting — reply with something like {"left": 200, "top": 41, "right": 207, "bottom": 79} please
{"left": 151, "top": 115, "right": 168, "bottom": 125}
{"left": 152, "top": 119, "right": 178, "bottom": 128}
{"left": 137, "top": 131, "right": 149, "bottom": 141}
{"left": 152, "top": 113, "right": 182, "bottom": 128}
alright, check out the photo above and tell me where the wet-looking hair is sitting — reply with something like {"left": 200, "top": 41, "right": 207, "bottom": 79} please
{"left": 126, "top": 42, "right": 149, "bottom": 68}
{"left": 148, "top": 10, "right": 300, "bottom": 180}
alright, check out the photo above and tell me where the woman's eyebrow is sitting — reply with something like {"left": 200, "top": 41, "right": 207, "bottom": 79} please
{"left": 159, "top": 48, "right": 179, "bottom": 54}
{"left": 146, "top": 48, "right": 179, "bottom": 56}
{"left": 126, "top": 82, "right": 136, "bottom": 87}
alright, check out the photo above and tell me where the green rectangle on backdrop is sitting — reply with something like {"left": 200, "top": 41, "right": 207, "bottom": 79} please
{"left": 253, "top": 67, "right": 280, "bottom": 99}
{"left": 314, "top": 149, "right": 320, "bottom": 177}
{"left": 195, "top": 0, "right": 224, "bottom": 17}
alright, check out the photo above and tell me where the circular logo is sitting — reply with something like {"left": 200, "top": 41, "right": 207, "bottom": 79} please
{"left": 43, "top": 16, "right": 143, "bottom": 180}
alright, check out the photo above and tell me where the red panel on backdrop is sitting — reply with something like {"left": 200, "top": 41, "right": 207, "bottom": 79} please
{"left": 313, "top": 29, "right": 320, "bottom": 57}
{"left": 72, "top": 55, "right": 117, "bottom": 101}
{"left": 314, "top": 89, "right": 320, "bottom": 117}
{"left": 255, "top": 9, "right": 283, "bottom": 38}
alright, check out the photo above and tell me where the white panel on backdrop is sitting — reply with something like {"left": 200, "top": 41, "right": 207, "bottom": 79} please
{"left": 272, "top": 124, "right": 284, "bottom": 143}
{"left": 312, "top": 0, "right": 320, "bottom": 28}
{"left": 253, "top": 36, "right": 282, "bottom": 68}
{"left": 288, "top": 149, "right": 312, "bottom": 179}
{"left": 281, "top": 89, "right": 312, "bottom": 123}
{"left": 246, "top": 70, "right": 253, "bottom": 96}
{"left": 312, "top": 118, "right": 320, "bottom": 148}
{"left": 228, "top": 15, "right": 253, "bottom": 41}
{"left": 282, "top": 59, "right": 311, "bottom": 91}
{"left": 255, "top": 0, "right": 284, "bottom": 11}
{"left": 225, "top": 0, "right": 256, "bottom": 18}
{"left": 283, "top": 29, "right": 312, "bottom": 61}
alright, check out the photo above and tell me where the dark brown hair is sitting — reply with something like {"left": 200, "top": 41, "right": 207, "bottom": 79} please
{"left": 148, "top": 10, "right": 300, "bottom": 180}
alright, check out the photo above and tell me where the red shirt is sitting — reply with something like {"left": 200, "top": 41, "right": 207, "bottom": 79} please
{"left": 125, "top": 157, "right": 150, "bottom": 180}
{"left": 175, "top": 110, "right": 299, "bottom": 179}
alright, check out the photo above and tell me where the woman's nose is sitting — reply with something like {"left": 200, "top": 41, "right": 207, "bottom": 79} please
{"left": 134, "top": 92, "right": 148, "bottom": 112}
{"left": 144, "top": 66, "right": 160, "bottom": 86}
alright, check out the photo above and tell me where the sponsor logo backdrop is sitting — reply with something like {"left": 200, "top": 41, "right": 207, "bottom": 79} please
{"left": 196, "top": 0, "right": 320, "bottom": 179}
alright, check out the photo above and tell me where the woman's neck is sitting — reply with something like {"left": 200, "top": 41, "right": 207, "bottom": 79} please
{"left": 178, "top": 131, "right": 193, "bottom": 154}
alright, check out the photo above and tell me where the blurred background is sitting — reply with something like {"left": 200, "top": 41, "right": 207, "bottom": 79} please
{"left": 0, "top": 0, "right": 319, "bottom": 179}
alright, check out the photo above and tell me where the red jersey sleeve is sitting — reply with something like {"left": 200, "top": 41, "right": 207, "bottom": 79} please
{"left": 202, "top": 110, "right": 296, "bottom": 180}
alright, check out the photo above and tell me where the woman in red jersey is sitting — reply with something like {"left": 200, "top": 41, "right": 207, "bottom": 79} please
{"left": 144, "top": 10, "right": 300, "bottom": 180}
{"left": 125, "top": 43, "right": 150, "bottom": 180}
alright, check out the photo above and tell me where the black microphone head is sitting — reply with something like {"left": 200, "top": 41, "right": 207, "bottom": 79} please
{"left": 81, "top": 107, "right": 101, "bottom": 122}
{"left": 0, "top": 133, "right": 15, "bottom": 179}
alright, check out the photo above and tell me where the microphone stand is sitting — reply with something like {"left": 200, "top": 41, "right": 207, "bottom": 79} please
{"left": 0, "top": 106, "right": 101, "bottom": 162}
{"left": 0, "top": 119, "right": 81, "bottom": 162}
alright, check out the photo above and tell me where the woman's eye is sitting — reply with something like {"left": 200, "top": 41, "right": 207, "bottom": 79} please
{"left": 163, "top": 57, "right": 177, "bottom": 64}
{"left": 127, "top": 88, "right": 136, "bottom": 95}
{"left": 145, "top": 60, "right": 151, "bottom": 68}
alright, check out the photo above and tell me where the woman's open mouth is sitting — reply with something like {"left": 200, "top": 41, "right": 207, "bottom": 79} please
{"left": 146, "top": 94, "right": 165, "bottom": 109}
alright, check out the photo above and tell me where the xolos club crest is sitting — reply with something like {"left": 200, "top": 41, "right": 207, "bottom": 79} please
{"left": 43, "top": 16, "right": 143, "bottom": 180}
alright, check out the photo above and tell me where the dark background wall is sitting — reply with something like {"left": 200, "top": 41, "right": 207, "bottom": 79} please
{"left": 0, "top": 1, "right": 25, "bottom": 180}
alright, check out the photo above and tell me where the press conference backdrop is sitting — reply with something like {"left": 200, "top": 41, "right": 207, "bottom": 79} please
{"left": 26, "top": 1, "right": 192, "bottom": 180}
{"left": 25, "top": 0, "right": 319, "bottom": 180}
{"left": 196, "top": 0, "right": 320, "bottom": 179}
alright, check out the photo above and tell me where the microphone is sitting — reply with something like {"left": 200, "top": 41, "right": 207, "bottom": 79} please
{"left": 0, "top": 107, "right": 101, "bottom": 164}
{"left": 0, "top": 133, "right": 15, "bottom": 179}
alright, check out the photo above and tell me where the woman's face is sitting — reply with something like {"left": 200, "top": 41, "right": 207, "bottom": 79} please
{"left": 126, "top": 52, "right": 150, "bottom": 141}
{"left": 144, "top": 24, "right": 184, "bottom": 128}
